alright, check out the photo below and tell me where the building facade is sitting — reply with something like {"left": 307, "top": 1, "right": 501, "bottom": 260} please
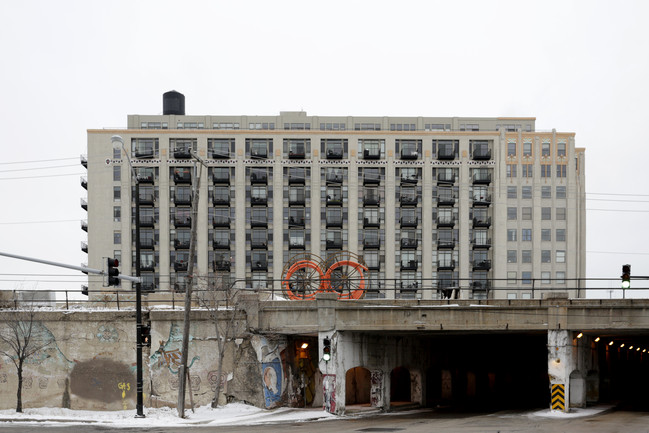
{"left": 83, "top": 93, "right": 586, "bottom": 300}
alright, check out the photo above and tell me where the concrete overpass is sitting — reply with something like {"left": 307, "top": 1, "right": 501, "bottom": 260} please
{"left": 244, "top": 293, "right": 649, "bottom": 414}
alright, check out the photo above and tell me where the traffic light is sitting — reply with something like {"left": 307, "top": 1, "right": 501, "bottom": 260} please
{"left": 622, "top": 264, "right": 631, "bottom": 289}
{"left": 141, "top": 325, "right": 151, "bottom": 347}
{"left": 107, "top": 257, "right": 120, "bottom": 286}
{"left": 322, "top": 337, "right": 331, "bottom": 362}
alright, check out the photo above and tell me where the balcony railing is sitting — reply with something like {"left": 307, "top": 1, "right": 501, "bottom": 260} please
{"left": 80, "top": 176, "right": 87, "bottom": 190}
{"left": 400, "top": 149, "right": 419, "bottom": 160}
{"left": 213, "top": 172, "right": 230, "bottom": 184}
{"left": 213, "top": 260, "right": 231, "bottom": 271}
{"left": 363, "top": 195, "right": 380, "bottom": 206}
{"left": 251, "top": 239, "right": 268, "bottom": 249}
{"left": 400, "top": 195, "right": 418, "bottom": 206}
{"left": 139, "top": 238, "right": 155, "bottom": 249}
{"left": 363, "top": 217, "right": 380, "bottom": 228}
{"left": 472, "top": 259, "right": 492, "bottom": 271}
{"left": 400, "top": 174, "right": 419, "bottom": 185}
{"left": 363, "top": 148, "right": 380, "bottom": 160}
{"left": 364, "top": 238, "right": 380, "bottom": 249}
{"left": 289, "top": 240, "right": 305, "bottom": 249}
{"left": 472, "top": 147, "right": 492, "bottom": 160}
{"left": 213, "top": 240, "right": 230, "bottom": 250}
{"left": 437, "top": 173, "right": 456, "bottom": 184}
{"left": 400, "top": 238, "right": 418, "bottom": 249}
{"left": 326, "top": 173, "right": 343, "bottom": 184}
{"left": 174, "top": 216, "right": 191, "bottom": 227}
{"left": 211, "top": 149, "right": 230, "bottom": 159}
{"left": 472, "top": 217, "right": 492, "bottom": 228}
{"left": 139, "top": 193, "right": 156, "bottom": 205}
{"left": 400, "top": 217, "right": 418, "bottom": 227}
{"left": 213, "top": 194, "right": 230, "bottom": 206}
{"left": 174, "top": 239, "right": 190, "bottom": 249}
{"left": 173, "top": 148, "right": 192, "bottom": 159}
{"left": 326, "top": 148, "right": 343, "bottom": 159}
{"left": 326, "top": 195, "right": 342, "bottom": 206}
{"left": 288, "top": 216, "right": 304, "bottom": 227}
{"left": 327, "top": 217, "right": 343, "bottom": 228}
{"left": 212, "top": 216, "right": 230, "bottom": 227}
{"left": 173, "top": 171, "right": 192, "bottom": 184}
{"left": 251, "top": 195, "right": 267, "bottom": 205}
{"left": 437, "top": 260, "right": 456, "bottom": 270}
{"left": 437, "top": 148, "right": 456, "bottom": 160}
{"left": 400, "top": 260, "right": 418, "bottom": 271}
{"left": 80, "top": 198, "right": 87, "bottom": 211}
{"left": 363, "top": 174, "right": 381, "bottom": 185}
{"left": 252, "top": 260, "right": 268, "bottom": 271}
{"left": 141, "top": 262, "right": 156, "bottom": 272}
{"left": 81, "top": 242, "right": 88, "bottom": 253}
{"left": 471, "top": 238, "right": 492, "bottom": 249}
{"left": 326, "top": 239, "right": 342, "bottom": 249}
{"left": 472, "top": 195, "right": 492, "bottom": 206}
{"left": 81, "top": 220, "right": 87, "bottom": 232}
{"left": 436, "top": 216, "right": 456, "bottom": 227}
{"left": 437, "top": 239, "right": 456, "bottom": 249}
{"left": 472, "top": 172, "right": 492, "bottom": 184}
{"left": 140, "top": 216, "right": 156, "bottom": 227}
{"left": 289, "top": 196, "right": 305, "bottom": 206}
{"left": 174, "top": 194, "right": 192, "bottom": 206}
{"left": 250, "top": 172, "right": 267, "bottom": 184}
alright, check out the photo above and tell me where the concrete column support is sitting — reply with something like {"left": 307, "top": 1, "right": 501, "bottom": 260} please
{"left": 548, "top": 329, "right": 593, "bottom": 411}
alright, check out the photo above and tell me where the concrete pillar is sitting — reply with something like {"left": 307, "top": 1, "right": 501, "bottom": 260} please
{"left": 548, "top": 330, "right": 592, "bottom": 411}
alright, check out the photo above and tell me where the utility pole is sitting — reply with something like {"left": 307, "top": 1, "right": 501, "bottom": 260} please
{"left": 177, "top": 151, "right": 208, "bottom": 417}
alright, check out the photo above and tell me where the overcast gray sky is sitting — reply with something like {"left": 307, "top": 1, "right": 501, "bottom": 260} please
{"left": 1, "top": 0, "right": 648, "bottom": 297}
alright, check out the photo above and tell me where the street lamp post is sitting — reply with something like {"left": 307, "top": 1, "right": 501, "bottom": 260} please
{"left": 112, "top": 135, "right": 145, "bottom": 418}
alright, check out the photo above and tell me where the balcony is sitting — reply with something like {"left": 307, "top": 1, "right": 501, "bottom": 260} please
{"left": 326, "top": 148, "right": 343, "bottom": 159}
{"left": 289, "top": 195, "right": 305, "bottom": 206}
{"left": 135, "top": 148, "right": 155, "bottom": 159}
{"left": 326, "top": 239, "right": 342, "bottom": 249}
{"left": 437, "top": 239, "right": 456, "bottom": 249}
{"left": 174, "top": 193, "right": 192, "bottom": 206}
{"left": 472, "top": 260, "right": 492, "bottom": 271}
{"left": 400, "top": 149, "right": 419, "bottom": 160}
{"left": 141, "top": 261, "right": 156, "bottom": 272}
{"left": 212, "top": 171, "right": 230, "bottom": 184}
{"left": 251, "top": 148, "right": 268, "bottom": 159}
{"left": 136, "top": 170, "right": 154, "bottom": 183}
{"left": 80, "top": 176, "right": 87, "bottom": 190}
{"left": 472, "top": 147, "right": 492, "bottom": 160}
{"left": 437, "top": 172, "right": 456, "bottom": 184}
{"left": 250, "top": 216, "right": 267, "bottom": 228}
{"left": 80, "top": 154, "right": 88, "bottom": 168}
{"left": 174, "top": 216, "right": 191, "bottom": 227}
{"left": 363, "top": 148, "right": 380, "bottom": 160}
{"left": 173, "top": 170, "right": 192, "bottom": 184}
{"left": 327, "top": 217, "right": 343, "bottom": 228}
{"left": 141, "top": 282, "right": 156, "bottom": 293}
{"left": 139, "top": 192, "right": 156, "bottom": 205}
{"left": 400, "top": 217, "right": 418, "bottom": 228}
{"left": 401, "top": 260, "right": 418, "bottom": 271}
{"left": 288, "top": 148, "right": 305, "bottom": 159}
{"left": 326, "top": 172, "right": 343, "bottom": 184}
{"left": 173, "top": 148, "right": 192, "bottom": 159}
{"left": 436, "top": 216, "right": 456, "bottom": 227}
{"left": 472, "top": 194, "right": 492, "bottom": 206}
{"left": 288, "top": 171, "right": 305, "bottom": 184}
{"left": 400, "top": 238, "right": 418, "bottom": 249}
{"left": 363, "top": 173, "right": 381, "bottom": 185}
{"left": 250, "top": 171, "right": 267, "bottom": 184}
{"left": 363, "top": 194, "right": 380, "bottom": 206}
{"left": 252, "top": 260, "right": 268, "bottom": 271}
{"left": 289, "top": 240, "right": 305, "bottom": 249}
{"left": 81, "top": 241, "right": 88, "bottom": 253}
{"left": 211, "top": 148, "right": 230, "bottom": 159}
{"left": 212, "top": 215, "right": 230, "bottom": 227}
{"left": 472, "top": 172, "right": 492, "bottom": 184}
{"left": 400, "top": 174, "right": 419, "bottom": 185}
{"left": 174, "top": 239, "right": 191, "bottom": 249}
{"left": 174, "top": 261, "right": 188, "bottom": 272}
{"left": 326, "top": 194, "right": 342, "bottom": 206}
{"left": 472, "top": 280, "right": 492, "bottom": 291}
{"left": 251, "top": 239, "right": 268, "bottom": 249}
{"left": 437, "top": 195, "right": 456, "bottom": 206}
{"left": 213, "top": 194, "right": 230, "bottom": 206}
{"left": 363, "top": 217, "right": 380, "bottom": 228}
{"left": 364, "top": 238, "right": 380, "bottom": 249}
{"left": 80, "top": 198, "right": 87, "bottom": 211}
{"left": 213, "top": 260, "right": 231, "bottom": 271}
{"left": 140, "top": 215, "right": 156, "bottom": 227}
{"left": 81, "top": 220, "right": 87, "bottom": 232}
{"left": 472, "top": 217, "right": 492, "bottom": 228}
{"left": 213, "top": 239, "right": 230, "bottom": 250}
{"left": 471, "top": 238, "right": 492, "bottom": 249}
{"left": 251, "top": 195, "right": 267, "bottom": 206}
{"left": 437, "top": 148, "right": 456, "bottom": 160}
{"left": 288, "top": 216, "right": 304, "bottom": 227}
{"left": 400, "top": 195, "right": 418, "bottom": 206}
{"left": 437, "top": 260, "right": 456, "bottom": 270}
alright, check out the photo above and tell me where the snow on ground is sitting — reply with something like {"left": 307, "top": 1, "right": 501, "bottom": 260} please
{"left": 0, "top": 403, "right": 337, "bottom": 427}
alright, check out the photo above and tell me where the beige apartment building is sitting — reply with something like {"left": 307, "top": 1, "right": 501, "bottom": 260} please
{"left": 82, "top": 92, "right": 585, "bottom": 300}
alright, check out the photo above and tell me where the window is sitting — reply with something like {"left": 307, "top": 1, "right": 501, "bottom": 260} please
{"left": 114, "top": 231, "right": 121, "bottom": 244}
{"left": 288, "top": 208, "right": 305, "bottom": 226}
{"left": 522, "top": 250, "right": 532, "bottom": 263}
{"left": 249, "top": 122, "right": 275, "bottom": 130}
{"left": 365, "top": 229, "right": 380, "bottom": 248}
{"left": 283, "top": 123, "right": 311, "bottom": 130}
{"left": 506, "top": 164, "right": 517, "bottom": 178}
{"left": 541, "top": 186, "right": 551, "bottom": 198}
{"left": 541, "top": 229, "right": 551, "bottom": 241}
{"left": 114, "top": 186, "right": 121, "bottom": 201}
{"left": 250, "top": 208, "right": 267, "bottom": 226}
{"left": 251, "top": 229, "right": 267, "bottom": 248}
{"left": 132, "top": 138, "right": 159, "bottom": 158}
{"left": 289, "top": 186, "right": 305, "bottom": 205}
{"left": 113, "top": 147, "right": 121, "bottom": 159}
{"left": 556, "top": 250, "right": 566, "bottom": 263}
{"left": 522, "top": 207, "right": 532, "bottom": 220}
{"left": 390, "top": 123, "right": 416, "bottom": 131}
{"left": 556, "top": 186, "right": 566, "bottom": 198}
{"left": 289, "top": 230, "right": 305, "bottom": 249}
{"left": 507, "top": 207, "right": 517, "bottom": 220}
{"left": 251, "top": 186, "right": 267, "bottom": 204}
{"left": 364, "top": 251, "right": 380, "bottom": 269}
{"left": 355, "top": 123, "right": 381, "bottom": 131}
{"left": 213, "top": 230, "right": 229, "bottom": 248}
{"left": 522, "top": 229, "right": 532, "bottom": 241}
{"left": 285, "top": 138, "right": 309, "bottom": 158}
{"left": 542, "top": 250, "right": 551, "bottom": 263}
{"left": 323, "top": 139, "right": 347, "bottom": 159}
{"left": 326, "top": 208, "right": 343, "bottom": 227}
{"left": 213, "top": 122, "right": 240, "bottom": 130}
{"left": 507, "top": 229, "right": 517, "bottom": 241}
{"left": 541, "top": 271, "right": 551, "bottom": 284}
{"left": 320, "top": 123, "right": 346, "bottom": 131}
{"left": 363, "top": 208, "right": 380, "bottom": 226}
{"left": 522, "top": 271, "right": 532, "bottom": 284}
{"left": 556, "top": 208, "right": 566, "bottom": 220}
{"left": 113, "top": 165, "right": 121, "bottom": 181}
{"left": 556, "top": 271, "right": 566, "bottom": 284}
{"left": 523, "top": 141, "right": 532, "bottom": 156}
{"left": 522, "top": 164, "right": 533, "bottom": 178}
{"left": 541, "top": 164, "right": 552, "bottom": 178}
{"left": 248, "top": 138, "right": 271, "bottom": 159}
{"left": 542, "top": 142, "right": 550, "bottom": 156}
{"left": 507, "top": 186, "right": 517, "bottom": 199}
{"left": 557, "top": 141, "right": 566, "bottom": 157}
{"left": 360, "top": 139, "right": 384, "bottom": 159}
{"left": 556, "top": 229, "right": 566, "bottom": 242}
{"left": 507, "top": 250, "right": 517, "bottom": 263}
{"left": 556, "top": 164, "right": 567, "bottom": 178}
{"left": 507, "top": 271, "right": 517, "bottom": 284}
{"left": 397, "top": 139, "right": 420, "bottom": 159}
{"left": 209, "top": 138, "right": 234, "bottom": 159}
{"left": 541, "top": 207, "right": 551, "bottom": 220}
{"left": 114, "top": 206, "right": 121, "bottom": 222}
{"left": 507, "top": 141, "right": 516, "bottom": 156}
{"left": 522, "top": 186, "right": 532, "bottom": 199}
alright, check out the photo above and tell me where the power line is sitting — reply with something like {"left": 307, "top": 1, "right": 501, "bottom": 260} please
{"left": 0, "top": 157, "right": 78, "bottom": 165}
{"left": 0, "top": 172, "right": 84, "bottom": 181}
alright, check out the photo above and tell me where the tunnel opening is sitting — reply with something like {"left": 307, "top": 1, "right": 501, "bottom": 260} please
{"left": 390, "top": 366, "right": 412, "bottom": 404}
{"left": 346, "top": 366, "right": 372, "bottom": 406}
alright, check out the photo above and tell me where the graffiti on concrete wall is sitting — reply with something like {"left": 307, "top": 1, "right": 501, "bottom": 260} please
{"left": 70, "top": 358, "right": 135, "bottom": 404}
{"left": 149, "top": 323, "right": 200, "bottom": 375}
{"left": 370, "top": 370, "right": 383, "bottom": 408}
{"left": 262, "top": 360, "right": 281, "bottom": 408}
{"left": 208, "top": 371, "right": 228, "bottom": 393}
{"left": 96, "top": 325, "right": 119, "bottom": 343}
{"left": 323, "top": 374, "right": 336, "bottom": 413}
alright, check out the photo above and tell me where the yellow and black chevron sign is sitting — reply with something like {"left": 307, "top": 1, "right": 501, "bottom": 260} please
{"left": 551, "top": 384, "right": 565, "bottom": 411}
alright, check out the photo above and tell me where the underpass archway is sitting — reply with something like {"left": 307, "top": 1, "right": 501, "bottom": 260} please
{"left": 345, "top": 366, "right": 371, "bottom": 405}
